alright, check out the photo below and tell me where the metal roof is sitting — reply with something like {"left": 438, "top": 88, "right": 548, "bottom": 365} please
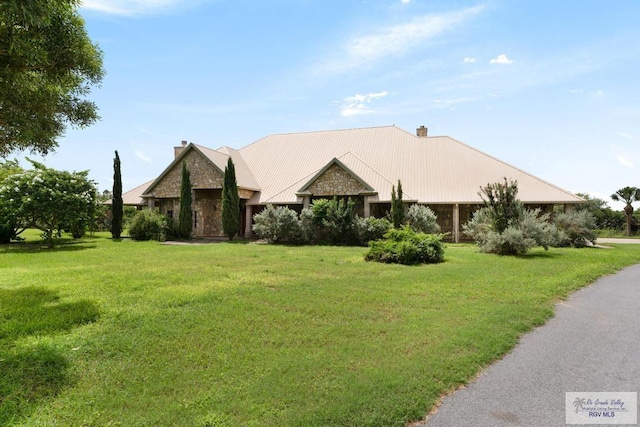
{"left": 238, "top": 125, "right": 582, "bottom": 205}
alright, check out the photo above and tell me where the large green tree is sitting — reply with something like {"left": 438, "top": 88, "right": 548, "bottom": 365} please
{"left": 0, "top": 159, "right": 23, "bottom": 242}
{"left": 111, "top": 150, "right": 123, "bottom": 238}
{"left": 178, "top": 162, "right": 193, "bottom": 239}
{"left": 222, "top": 157, "right": 240, "bottom": 240}
{"left": 611, "top": 186, "right": 640, "bottom": 236}
{"left": 0, "top": 0, "right": 104, "bottom": 156}
{"left": 0, "top": 160, "right": 97, "bottom": 247}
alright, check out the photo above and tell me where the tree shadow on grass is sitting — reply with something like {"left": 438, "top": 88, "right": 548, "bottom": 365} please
{"left": 0, "top": 240, "right": 97, "bottom": 254}
{"left": 0, "top": 287, "right": 100, "bottom": 425}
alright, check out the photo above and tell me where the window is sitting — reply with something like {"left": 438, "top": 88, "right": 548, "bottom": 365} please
{"left": 166, "top": 210, "right": 173, "bottom": 219}
{"left": 193, "top": 210, "right": 197, "bottom": 228}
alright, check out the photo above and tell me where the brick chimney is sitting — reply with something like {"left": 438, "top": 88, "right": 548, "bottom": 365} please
{"left": 416, "top": 126, "right": 428, "bottom": 137}
{"left": 174, "top": 140, "right": 188, "bottom": 158}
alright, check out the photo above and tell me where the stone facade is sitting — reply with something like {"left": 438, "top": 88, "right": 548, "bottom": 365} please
{"left": 151, "top": 150, "right": 224, "bottom": 198}
{"left": 307, "top": 163, "right": 369, "bottom": 196}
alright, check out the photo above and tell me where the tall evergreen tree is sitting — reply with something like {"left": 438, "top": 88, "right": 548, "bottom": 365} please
{"left": 111, "top": 150, "right": 123, "bottom": 238}
{"left": 178, "top": 162, "right": 192, "bottom": 239}
{"left": 222, "top": 157, "right": 240, "bottom": 240}
{"left": 391, "top": 180, "right": 405, "bottom": 228}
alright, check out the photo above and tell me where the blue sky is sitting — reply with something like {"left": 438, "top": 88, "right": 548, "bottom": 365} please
{"left": 20, "top": 0, "right": 640, "bottom": 208}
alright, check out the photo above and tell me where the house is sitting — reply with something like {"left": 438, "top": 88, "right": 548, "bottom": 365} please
{"left": 134, "top": 125, "right": 583, "bottom": 241}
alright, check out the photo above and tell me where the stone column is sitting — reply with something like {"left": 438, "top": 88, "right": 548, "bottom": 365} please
{"left": 364, "top": 196, "right": 371, "bottom": 218}
{"left": 245, "top": 205, "right": 253, "bottom": 237}
{"left": 303, "top": 196, "right": 310, "bottom": 210}
{"left": 452, "top": 204, "right": 460, "bottom": 243}
{"left": 147, "top": 197, "right": 155, "bottom": 210}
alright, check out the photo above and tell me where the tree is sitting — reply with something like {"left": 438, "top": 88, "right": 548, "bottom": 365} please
{"left": 0, "top": 0, "right": 105, "bottom": 156}
{"left": 0, "top": 160, "right": 97, "bottom": 248}
{"left": 222, "top": 157, "right": 240, "bottom": 240}
{"left": 463, "top": 178, "right": 557, "bottom": 255}
{"left": 391, "top": 180, "right": 404, "bottom": 228}
{"left": 0, "top": 159, "right": 23, "bottom": 242}
{"left": 111, "top": 151, "right": 123, "bottom": 238}
{"left": 611, "top": 186, "right": 640, "bottom": 236}
{"left": 178, "top": 162, "right": 193, "bottom": 239}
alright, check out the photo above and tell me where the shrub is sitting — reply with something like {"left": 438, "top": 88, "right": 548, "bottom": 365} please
{"left": 554, "top": 210, "right": 597, "bottom": 247}
{"left": 353, "top": 216, "right": 391, "bottom": 246}
{"left": 128, "top": 210, "right": 168, "bottom": 241}
{"left": 252, "top": 205, "right": 305, "bottom": 243}
{"left": 307, "top": 197, "right": 358, "bottom": 245}
{"left": 406, "top": 204, "right": 440, "bottom": 234}
{"left": 365, "top": 227, "right": 444, "bottom": 265}
{"left": 463, "top": 179, "right": 558, "bottom": 255}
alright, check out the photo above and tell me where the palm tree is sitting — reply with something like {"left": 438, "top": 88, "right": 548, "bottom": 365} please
{"left": 611, "top": 186, "right": 640, "bottom": 236}
{"left": 572, "top": 397, "right": 586, "bottom": 413}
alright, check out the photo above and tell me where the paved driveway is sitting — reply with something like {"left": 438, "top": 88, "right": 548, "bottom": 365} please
{"left": 421, "top": 263, "right": 640, "bottom": 427}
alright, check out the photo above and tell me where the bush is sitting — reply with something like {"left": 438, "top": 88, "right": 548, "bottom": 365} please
{"left": 128, "top": 210, "right": 168, "bottom": 241}
{"left": 406, "top": 204, "right": 440, "bottom": 234}
{"left": 365, "top": 227, "right": 445, "bottom": 265}
{"left": 554, "top": 210, "right": 597, "bottom": 247}
{"left": 252, "top": 205, "right": 306, "bottom": 243}
{"left": 463, "top": 179, "right": 559, "bottom": 255}
{"left": 353, "top": 216, "right": 391, "bottom": 246}
{"left": 307, "top": 197, "right": 358, "bottom": 245}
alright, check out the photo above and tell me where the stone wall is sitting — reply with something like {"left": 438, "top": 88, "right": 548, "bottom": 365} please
{"left": 152, "top": 149, "right": 224, "bottom": 198}
{"left": 307, "top": 163, "right": 369, "bottom": 196}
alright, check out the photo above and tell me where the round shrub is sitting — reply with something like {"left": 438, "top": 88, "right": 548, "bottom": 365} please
{"left": 353, "top": 216, "right": 391, "bottom": 246}
{"left": 365, "top": 227, "right": 445, "bottom": 265}
{"left": 406, "top": 204, "right": 440, "bottom": 234}
{"left": 128, "top": 210, "right": 168, "bottom": 241}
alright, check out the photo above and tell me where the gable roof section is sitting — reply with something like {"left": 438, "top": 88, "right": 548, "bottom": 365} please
{"left": 297, "top": 156, "right": 375, "bottom": 194}
{"left": 238, "top": 125, "right": 582, "bottom": 205}
{"left": 143, "top": 143, "right": 260, "bottom": 197}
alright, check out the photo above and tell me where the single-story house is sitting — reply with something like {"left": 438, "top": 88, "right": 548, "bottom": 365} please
{"left": 129, "top": 125, "right": 583, "bottom": 241}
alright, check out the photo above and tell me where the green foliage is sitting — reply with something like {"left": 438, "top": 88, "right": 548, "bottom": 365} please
{"left": 611, "top": 186, "right": 640, "bottom": 236}
{"left": 353, "top": 216, "right": 391, "bottom": 245}
{"left": 222, "top": 158, "right": 240, "bottom": 240}
{"left": 406, "top": 204, "right": 440, "bottom": 234}
{"left": 390, "top": 180, "right": 405, "bottom": 228}
{"left": 111, "top": 151, "right": 123, "bottom": 239}
{"left": 252, "top": 205, "right": 305, "bottom": 244}
{"left": 0, "top": 159, "right": 23, "bottom": 243}
{"left": 322, "top": 197, "right": 357, "bottom": 245}
{"left": 554, "top": 210, "right": 597, "bottom": 248}
{"left": 0, "top": 159, "right": 97, "bottom": 248}
{"left": 178, "top": 162, "right": 193, "bottom": 239}
{"left": 464, "top": 178, "right": 557, "bottom": 255}
{"left": 0, "top": 0, "right": 105, "bottom": 155}
{"left": 128, "top": 210, "right": 168, "bottom": 241}
{"left": 365, "top": 226, "right": 445, "bottom": 265}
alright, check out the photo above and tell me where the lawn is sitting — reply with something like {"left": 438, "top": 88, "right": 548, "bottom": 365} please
{"left": 2, "top": 235, "right": 640, "bottom": 426}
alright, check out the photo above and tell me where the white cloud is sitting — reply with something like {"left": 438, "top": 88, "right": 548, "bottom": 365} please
{"left": 134, "top": 150, "right": 152, "bottom": 163}
{"left": 490, "top": 54, "right": 514, "bottom": 64}
{"left": 617, "top": 155, "right": 634, "bottom": 168}
{"left": 81, "top": 0, "right": 202, "bottom": 16}
{"left": 320, "top": 5, "right": 485, "bottom": 74}
{"left": 463, "top": 57, "right": 476, "bottom": 63}
{"left": 401, "top": 0, "right": 411, "bottom": 4}
{"left": 340, "top": 91, "right": 388, "bottom": 117}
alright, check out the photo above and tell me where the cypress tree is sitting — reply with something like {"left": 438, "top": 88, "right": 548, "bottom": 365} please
{"left": 391, "top": 179, "right": 404, "bottom": 228}
{"left": 222, "top": 157, "right": 240, "bottom": 240}
{"left": 178, "top": 162, "right": 193, "bottom": 239}
{"left": 111, "top": 150, "right": 123, "bottom": 238}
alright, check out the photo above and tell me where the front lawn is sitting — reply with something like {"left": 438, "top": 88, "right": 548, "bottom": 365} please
{"left": 2, "top": 236, "right": 640, "bottom": 426}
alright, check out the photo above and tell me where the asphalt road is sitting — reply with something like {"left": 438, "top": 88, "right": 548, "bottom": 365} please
{"left": 421, "top": 263, "right": 640, "bottom": 427}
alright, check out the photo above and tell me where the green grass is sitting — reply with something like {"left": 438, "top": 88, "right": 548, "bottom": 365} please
{"left": 2, "top": 235, "right": 640, "bottom": 426}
